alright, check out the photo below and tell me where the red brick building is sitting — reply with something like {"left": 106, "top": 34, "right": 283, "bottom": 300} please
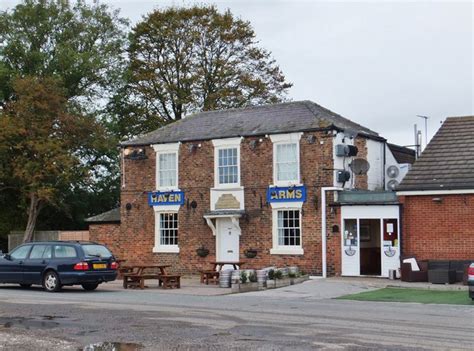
{"left": 87, "top": 101, "right": 414, "bottom": 276}
{"left": 397, "top": 116, "right": 474, "bottom": 261}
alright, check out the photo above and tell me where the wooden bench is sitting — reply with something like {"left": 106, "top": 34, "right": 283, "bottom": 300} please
{"left": 123, "top": 273, "right": 160, "bottom": 289}
{"left": 158, "top": 274, "right": 181, "bottom": 289}
{"left": 200, "top": 270, "right": 219, "bottom": 285}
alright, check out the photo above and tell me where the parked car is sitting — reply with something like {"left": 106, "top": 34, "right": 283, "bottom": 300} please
{"left": 0, "top": 241, "right": 118, "bottom": 292}
{"left": 468, "top": 263, "right": 474, "bottom": 301}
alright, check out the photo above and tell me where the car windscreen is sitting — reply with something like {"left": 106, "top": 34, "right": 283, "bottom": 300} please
{"left": 82, "top": 244, "right": 112, "bottom": 258}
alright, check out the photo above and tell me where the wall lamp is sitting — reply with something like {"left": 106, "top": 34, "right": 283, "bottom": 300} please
{"left": 432, "top": 197, "right": 443, "bottom": 203}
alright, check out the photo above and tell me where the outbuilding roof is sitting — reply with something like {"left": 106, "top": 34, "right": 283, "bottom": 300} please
{"left": 121, "top": 100, "right": 381, "bottom": 146}
{"left": 85, "top": 208, "right": 121, "bottom": 223}
{"left": 387, "top": 143, "right": 416, "bottom": 164}
{"left": 397, "top": 116, "right": 474, "bottom": 191}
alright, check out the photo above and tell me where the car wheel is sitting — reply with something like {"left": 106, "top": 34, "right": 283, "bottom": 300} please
{"left": 81, "top": 283, "right": 99, "bottom": 291}
{"left": 43, "top": 271, "right": 61, "bottom": 292}
{"left": 19, "top": 284, "right": 32, "bottom": 288}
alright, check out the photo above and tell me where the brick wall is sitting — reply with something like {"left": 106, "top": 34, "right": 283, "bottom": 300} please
{"left": 354, "top": 137, "right": 368, "bottom": 189}
{"left": 91, "top": 132, "right": 372, "bottom": 276}
{"left": 89, "top": 224, "right": 121, "bottom": 257}
{"left": 399, "top": 194, "right": 474, "bottom": 260}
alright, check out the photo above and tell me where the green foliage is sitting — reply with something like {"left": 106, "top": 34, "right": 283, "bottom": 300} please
{"left": 240, "top": 271, "right": 248, "bottom": 284}
{"left": 274, "top": 270, "right": 283, "bottom": 280}
{"left": 288, "top": 272, "right": 296, "bottom": 278}
{"left": 112, "top": 5, "right": 292, "bottom": 138}
{"left": 0, "top": 0, "right": 127, "bottom": 237}
{"left": 0, "top": 76, "right": 109, "bottom": 241}
{"left": 268, "top": 269, "right": 275, "bottom": 280}
{"left": 338, "top": 288, "right": 473, "bottom": 306}
{"left": 0, "top": 0, "right": 129, "bottom": 108}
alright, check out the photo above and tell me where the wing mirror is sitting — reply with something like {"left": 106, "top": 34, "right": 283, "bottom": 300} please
{"left": 3, "top": 254, "right": 11, "bottom": 260}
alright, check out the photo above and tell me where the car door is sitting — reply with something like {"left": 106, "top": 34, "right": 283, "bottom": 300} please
{"left": 0, "top": 245, "right": 32, "bottom": 283}
{"left": 23, "top": 245, "right": 52, "bottom": 285}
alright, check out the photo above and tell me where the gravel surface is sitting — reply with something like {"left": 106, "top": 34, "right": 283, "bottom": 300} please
{"left": 0, "top": 279, "right": 472, "bottom": 350}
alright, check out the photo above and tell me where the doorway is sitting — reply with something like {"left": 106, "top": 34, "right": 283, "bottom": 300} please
{"left": 216, "top": 218, "right": 240, "bottom": 263}
{"left": 359, "top": 219, "right": 381, "bottom": 275}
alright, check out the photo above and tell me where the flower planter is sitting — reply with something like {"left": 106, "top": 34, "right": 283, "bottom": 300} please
{"left": 275, "top": 278, "right": 291, "bottom": 288}
{"left": 244, "top": 249, "right": 258, "bottom": 259}
{"left": 196, "top": 248, "right": 209, "bottom": 257}
{"left": 231, "top": 282, "right": 259, "bottom": 293}
{"left": 290, "top": 275, "right": 310, "bottom": 285}
{"left": 266, "top": 279, "right": 275, "bottom": 289}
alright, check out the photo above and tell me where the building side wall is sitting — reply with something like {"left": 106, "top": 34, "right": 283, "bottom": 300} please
{"left": 90, "top": 132, "right": 374, "bottom": 275}
{"left": 89, "top": 224, "right": 121, "bottom": 257}
{"left": 400, "top": 194, "right": 474, "bottom": 260}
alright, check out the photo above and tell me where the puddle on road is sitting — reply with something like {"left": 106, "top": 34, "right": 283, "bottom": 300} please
{"left": 0, "top": 317, "right": 59, "bottom": 330}
{"left": 82, "top": 342, "right": 143, "bottom": 351}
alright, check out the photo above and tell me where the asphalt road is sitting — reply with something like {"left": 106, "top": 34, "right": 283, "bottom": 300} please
{"left": 0, "top": 280, "right": 473, "bottom": 350}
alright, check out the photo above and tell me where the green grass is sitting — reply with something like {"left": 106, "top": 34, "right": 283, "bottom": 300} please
{"left": 337, "top": 287, "right": 474, "bottom": 305}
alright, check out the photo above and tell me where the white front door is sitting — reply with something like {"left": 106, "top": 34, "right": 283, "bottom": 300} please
{"left": 216, "top": 218, "right": 240, "bottom": 262}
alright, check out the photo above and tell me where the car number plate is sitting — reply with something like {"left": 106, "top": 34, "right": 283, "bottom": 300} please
{"left": 93, "top": 263, "right": 107, "bottom": 269}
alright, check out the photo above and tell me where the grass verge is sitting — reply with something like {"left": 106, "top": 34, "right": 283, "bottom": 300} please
{"left": 336, "top": 287, "right": 473, "bottom": 305}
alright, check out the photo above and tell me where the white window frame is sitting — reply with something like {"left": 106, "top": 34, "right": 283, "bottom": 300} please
{"left": 152, "top": 143, "right": 180, "bottom": 191}
{"left": 153, "top": 208, "right": 180, "bottom": 253}
{"left": 212, "top": 138, "right": 242, "bottom": 189}
{"left": 270, "top": 202, "right": 304, "bottom": 255}
{"left": 270, "top": 133, "right": 302, "bottom": 187}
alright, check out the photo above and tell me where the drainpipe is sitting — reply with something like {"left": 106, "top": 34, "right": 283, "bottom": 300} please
{"left": 321, "top": 187, "right": 343, "bottom": 278}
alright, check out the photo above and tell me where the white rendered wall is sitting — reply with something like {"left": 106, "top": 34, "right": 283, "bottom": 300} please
{"left": 366, "top": 139, "right": 384, "bottom": 190}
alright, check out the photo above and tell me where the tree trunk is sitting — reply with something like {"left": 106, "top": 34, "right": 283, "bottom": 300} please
{"left": 22, "top": 193, "right": 42, "bottom": 243}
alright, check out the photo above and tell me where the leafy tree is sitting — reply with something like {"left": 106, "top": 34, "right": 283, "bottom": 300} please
{"left": 0, "top": 0, "right": 129, "bottom": 109}
{"left": 0, "top": 76, "right": 108, "bottom": 242}
{"left": 112, "top": 5, "right": 292, "bottom": 138}
{"left": 0, "top": 0, "right": 127, "bottom": 241}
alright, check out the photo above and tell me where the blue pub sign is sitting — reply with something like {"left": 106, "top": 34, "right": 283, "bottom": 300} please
{"left": 266, "top": 185, "right": 307, "bottom": 203}
{"left": 148, "top": 191, "right": 185, "bottom": 206}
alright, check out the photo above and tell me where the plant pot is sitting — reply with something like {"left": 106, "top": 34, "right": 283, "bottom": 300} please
{"left": 244, "top": 249, "right": 257, "bottom": 258}
{"left": 231, "top": 282, "right": 259, "bottom": 293}
{"left": 290, "top": 275, "right": 310, "bottom": 285}
{"left": 196, "top": 248, "right": 209, "bottom": 257}
{"left": 275, "top": 278, "right": 291, "bottom": 288}
{"left": 266, "top": 279, "right": 276, "bottom": 289}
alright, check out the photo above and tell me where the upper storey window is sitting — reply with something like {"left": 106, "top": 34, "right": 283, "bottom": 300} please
{"left": 212, "top": 138, "right": 242, "bottom": 188}
{"left": 270, "top": 133, "right": 302, "bottom": 186}
{"left": 153, "top": 143, "right": 180, "bottom": 190}
{"left": 218, "top": 148, "right": 238, "bottom": 185}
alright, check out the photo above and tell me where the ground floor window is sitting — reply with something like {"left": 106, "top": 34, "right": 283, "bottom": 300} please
{"left": 271, "top": 208, "right": 303, "bottom": 255}
{"left": 277, "top": 210, "right": 301, "bottom": 246}
{"left": 160, "top": 213, "right": 178, "bottom": 245}
{"left": 154, "top": 212, "right": 179, "bottom": 253}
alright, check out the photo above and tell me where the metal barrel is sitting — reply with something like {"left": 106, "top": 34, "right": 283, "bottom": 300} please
{"left": 230, "top": 269, "right": 241, "bottom": 284}
{"left": 219, "top": 269, "right": 233, "bottom": 288}
{"left": 279, "top": 267, "right": 289, "bottom": 276}
{"left": 288, "top": 266, "right": 299, "bottom": 275}
{"left": 256, "top": 270, "right": 267, "bottom": 287}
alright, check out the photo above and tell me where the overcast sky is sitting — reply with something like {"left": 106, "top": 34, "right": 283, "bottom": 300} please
{"left": 3, "top": 0, "right": 473, "bottom": 147}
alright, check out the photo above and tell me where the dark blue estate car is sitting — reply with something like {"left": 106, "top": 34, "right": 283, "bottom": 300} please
{"left": 0, "top": 241, "right": 118, "bottom": 292}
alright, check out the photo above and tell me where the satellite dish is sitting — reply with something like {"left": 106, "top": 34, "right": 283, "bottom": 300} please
{"left": 386, "top": 165, "right": 400, "bottom": 178}
{"left": 343, "top": 128, "right": 358, "bottom": 139}
{"left": 350, "top": 158, "right": 370, "bottom": 175}
{"left": 387, "top": 179, "right": 399, "bottom": 191}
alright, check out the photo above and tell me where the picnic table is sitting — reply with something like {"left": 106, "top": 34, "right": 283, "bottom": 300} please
{"left": 200, "top": 261, "right": 245, "bottom": 285}
{"left": 122, "top": 264, "right": 180, "bottom": 289}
